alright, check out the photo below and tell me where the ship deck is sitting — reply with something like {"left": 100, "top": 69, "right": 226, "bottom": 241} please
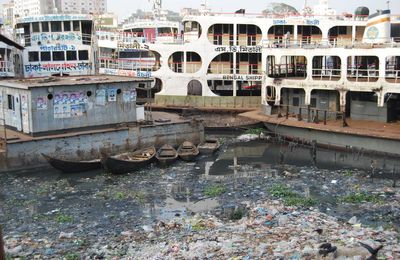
{"left": 241, "top": 109, "right": 400, "bottom": 141}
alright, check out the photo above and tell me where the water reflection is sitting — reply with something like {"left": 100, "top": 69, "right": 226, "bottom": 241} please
{"left": 196, "top": 140, "right": 400, "bottom": 178}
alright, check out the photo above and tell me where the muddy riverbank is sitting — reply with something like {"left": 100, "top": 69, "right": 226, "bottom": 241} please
{"left": 1, "top": 133, "right": 399, "bottom": 258}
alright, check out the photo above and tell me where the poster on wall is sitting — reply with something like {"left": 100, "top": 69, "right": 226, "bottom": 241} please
{"left": 96, "top": 89, "right": 106, "bottom": 106}
{"left": 37, "top": 96, "right": 48, "bottom": 110}
{"left": 21, "top": 94, "right": 30, "bottom": 133}
{"left": 122, "top": 89, "right": 137, "bottom": 103}
{"left": 108, "top": 89, "right": 117, "bottom": 102}
{"left": 53, "top": 91, "right": 86, "bottom": 118}
{"left": 130, "top": 89, "right": 137, "bottom": 102}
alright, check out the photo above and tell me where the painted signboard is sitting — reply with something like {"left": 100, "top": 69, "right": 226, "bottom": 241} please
{"left": 18, "top": 14, "right": 92, "bottom": 23}
{"left": 214, "top": 46, "right": 262, "bottom": 53}
{"left": 99, "top": 68, "right": 152, "bottom": 78}
{"left": 24, "top": 62, "right": 91, "bottom": 75}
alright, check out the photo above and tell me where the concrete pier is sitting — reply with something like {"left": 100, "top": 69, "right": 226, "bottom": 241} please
{"left": 0, "top": 112, "right": 204, "bottom": 172}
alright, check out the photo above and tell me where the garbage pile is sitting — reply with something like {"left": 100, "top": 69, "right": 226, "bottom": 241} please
{"left": 104, "top": 200, "right": 399, "bottom": 259}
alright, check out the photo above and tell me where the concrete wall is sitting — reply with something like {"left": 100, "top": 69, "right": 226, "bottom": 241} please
{"left": 155, "top": 95, "right": 260, "bottom": 109}
{"left": 281, "top": 89, "right": 339, "bottom": 119}
{"left": 264, "top": 122, "right": 400, "bottom": 157}
{"left": 30, "top": 81, "right": 139, "bottom": 133}
{"left": 350, "top": 100, "right": 389, "bottom": 122}
{"left": 1, "top": 120, "right": 204, "bottom": 171}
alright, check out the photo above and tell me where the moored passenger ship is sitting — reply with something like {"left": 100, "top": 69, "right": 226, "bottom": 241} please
{"left": 15, "top": 14, "right": 95, "bottom": 78}
{"left": 98, "top": 0, "right": 400, "bottom": 123}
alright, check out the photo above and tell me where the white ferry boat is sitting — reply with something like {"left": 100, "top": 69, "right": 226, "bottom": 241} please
{"left": 98, "top": 0, "right": 400, "bottom": 122}
{"left": 15, "top": 14, "right": 95, "bottom": 78}
{"left": 0, "top": 25, "right": 23, "bottom": 78}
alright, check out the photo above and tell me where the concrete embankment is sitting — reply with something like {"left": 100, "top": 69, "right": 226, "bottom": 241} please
{"left": 0, "top": 112, "right": 204, "bottom": 172}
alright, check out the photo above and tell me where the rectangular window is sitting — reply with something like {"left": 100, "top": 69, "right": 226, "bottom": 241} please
{"left": 41, "top": 22, "right": 49, "bottom": 32}
{"left": 73, "top": 21, "right": 80, "bottom": 31}
{"left": 51, "top": 21, "right": 62, "bottom": 32}
{"left": 32, "top": 22, "right": 40, "bottom": 33}
{"left": 7, "top": 95, "right": 14, "bottom": 110}
{"left": 53, "top": 51, "right": 65, "bottom": 61}
{"left": 66, "top": 50, "right": 77, "bottom": 61}
{"left": 41, "top": 51, "right": 51, "bottom": 61}
{"left": 28, "top": 51, "right": 39, "bottom": 62}
{"left": 78, "top": 50, "right": 89, "bottom": 60}
{"left": 63, "top": 21, "right": 71, "bottom": 31}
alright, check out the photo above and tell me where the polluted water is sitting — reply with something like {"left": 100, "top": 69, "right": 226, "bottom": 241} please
{"left": 0, "top": 132, "right": 399, "bottom": 259}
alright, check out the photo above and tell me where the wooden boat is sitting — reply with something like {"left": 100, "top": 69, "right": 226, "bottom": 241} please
{"left": 178, "top": 141, "right": 199, "bottom": 162}
{"left": 197, "top": 138, "right": 221, "bottom": 154}
{"left": 103, "top": 146, "right": 156, "bottom": 174}
{"left": 42, "top": 154, "right": 102, "bottom": 173}
{"left": 156, "top": 144, "right": 178, "bottom": 166}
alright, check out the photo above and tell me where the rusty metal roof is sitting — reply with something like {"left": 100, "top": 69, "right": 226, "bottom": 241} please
{"left": 0, "top": 34, "right": 24, "bottom": 50}
{"left": 0, "top": 75, "right": 153, "bottom": 90}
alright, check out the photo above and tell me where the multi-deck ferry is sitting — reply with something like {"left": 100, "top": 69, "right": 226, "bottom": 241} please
{"left": 15, "top": 14, "right": 95, "bottom": 78}
{"left": 97, "top": 0, "right": 400, "bottom": 123}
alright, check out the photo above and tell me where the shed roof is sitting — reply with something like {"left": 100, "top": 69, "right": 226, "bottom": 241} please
{"left": 0, "top": 34, "right": 24, "bottom": 50}
{"left": 0, "top": 75, "right": 153, "bottom": 90}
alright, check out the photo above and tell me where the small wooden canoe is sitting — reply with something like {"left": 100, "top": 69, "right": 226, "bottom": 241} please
{"left": 103, "top": 146, "right": 156, "bottom": 174}
{"left": 178, "top": 141, "right": 199, "bottom": 162}
{"left": 156, "top": 144, "right": 178, "bottom": 166}
{"left": 198, "top": 138, "right": 221, "bottom": 154}
{"left": 42, "top": 154, "right": 102, "bottom": 173}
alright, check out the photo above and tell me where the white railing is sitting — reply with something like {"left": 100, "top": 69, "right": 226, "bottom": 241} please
{"left": 99, "top": 57, "right": 158, "bottom": 71}
{"left": 346, "top": 67, "right": 380, "bottom": 82}
{"left": 385, "top": 69, "right": 400, "bottom": 83}
{"left": 0, "top": 61, "right": 14, "bottom": 74}
{"left": 312, "top": 68, "right": 341, "bottom": 80}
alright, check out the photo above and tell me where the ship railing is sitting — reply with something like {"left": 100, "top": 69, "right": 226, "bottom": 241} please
{"left": 270, "top": 64, "right": 307, "bottom": 78}
{"left": 0, "top": 61, "right": 14, "bottom": 73}
{"left": 97, "top": 30, "right": 184, "bottom": 44}
{"left": 237, "top": 63, "right": 262, "bottom": 75}
{"left": 169, "top": 62, "right": 183, "bottom": 73}
{"left": 275, "top": 104, "right": 345, "bottom": 125}
{"left": 82, "top": 33, "right": 92, "bottom": 45}
{"left": 205, "top": 11, "right": 370, "bottom": 21}
{"left": 99, "top": 57, "right": 158, "bottom": 71}
{"left": 186, "top": 62, "right": 202, "bottom": 73}
{"left": 346, "top": 67, "right": 379, "bottom": 82}
{"left": 262, "top": 36, "right": 400, "bottom": 49}
{"left": 385, "top": 69, "right": 400, "bottom": 83}
{"left": 208, "top": 62, "right": 234, "bottom": 74}
{"left": 312, "top": 68, "right": 341, "bottom": 81}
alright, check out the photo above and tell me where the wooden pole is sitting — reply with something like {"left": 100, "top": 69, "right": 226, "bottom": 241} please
{"left": 0, "top": 225, "right": 6, "bottom": 260}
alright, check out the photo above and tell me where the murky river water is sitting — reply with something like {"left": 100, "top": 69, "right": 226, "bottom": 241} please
{"left": 0, "top": 132, "right": 399, "bottom": 256}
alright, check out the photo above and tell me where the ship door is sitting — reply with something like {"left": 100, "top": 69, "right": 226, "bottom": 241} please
{"left": 144, "top": 28, "right": 156, "bottom": 43}
{"left": 14, "top": 94, "right": 22, "bottom": 132}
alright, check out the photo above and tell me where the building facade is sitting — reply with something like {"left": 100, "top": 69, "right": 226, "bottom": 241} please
{"left": 2, "top": 1, "right": 14, "bottom": 26}
{"left": 60, "top": 0, "right": 107, "bottom": 15}
{"left": 14, "top": 0, "right": 58, "bottom": 17}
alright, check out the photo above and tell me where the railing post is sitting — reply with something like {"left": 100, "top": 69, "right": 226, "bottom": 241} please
{"left": 285, "top": 105, "right": 289, "bottom": 119}
{"left": 0, "top": 225, "right": 5, "bottom": 260}
{"left": 307, "top": 105, "right": 311, "bottom": 123}
{"left": 298, "top": 107, "right": 302, "bottom": 121}
{"left": 324, "top": 110, "right": 327, "bottom": 125}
